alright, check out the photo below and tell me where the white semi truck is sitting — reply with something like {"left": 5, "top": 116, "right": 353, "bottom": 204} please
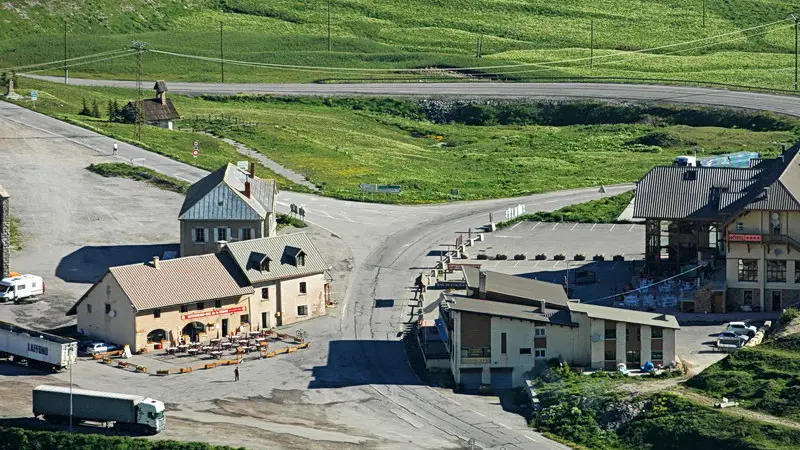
{"left": 33, "top": 385, "right": 166, "bottom": 434}
{"left": 0, "top": 321, "right": 77, "bottom": 371}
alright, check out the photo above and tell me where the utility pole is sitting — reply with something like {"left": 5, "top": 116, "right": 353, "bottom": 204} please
{"left": 327, "top": 0, "right": 332, "bottom": 52}
{"left": 132, "top": 41, "right": 146, "bottom": 141}
{"left": 68, "top": 347, "right": 74, "bottom": 432}
{"left": 702, "top": 0, "right": 706, "bottom": 27}
{"left": 795, "top": 14, "right": 799, "bottom": 90}
{"left": 220, "top": 22, "right": 225, "bottom": 83}
{"left": 63, "top": 21, "right": 68, "bottom": 84}
{"left": 590, "top": 19, "right": 594, "bottom": 69}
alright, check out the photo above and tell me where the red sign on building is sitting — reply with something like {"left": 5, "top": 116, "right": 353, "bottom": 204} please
{"left": 181, "top": 305, "right": 246, "bottom": 321}
{"left": 728, "top": 233, "right": 762, "bottom": 243}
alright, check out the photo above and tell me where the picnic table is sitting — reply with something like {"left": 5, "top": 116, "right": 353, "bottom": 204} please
{"left": 201, "top": 346, "right": 212, "bottom": 354}
{"left": 187, "top": 348, "right": 198, "bottom": 356}
{"left": 220, "top": 342, "right": 232, "bottom": 349}
{"left": 209, "top": 351, "right": 222, "bottom": 359}
{"left": 166, "top": 347, "right": 178, "bottom": 355}
{"left": 248, "top": 331, "right": 260, "bottom": 337}
{"left": 255, "top": 337, "right": 266, "bottom": 343}
{"left": 247, "top": 345, "right": 259, "bottom": 352}
{"left": 177, "top": 344, "right": 189, "bottom": 352}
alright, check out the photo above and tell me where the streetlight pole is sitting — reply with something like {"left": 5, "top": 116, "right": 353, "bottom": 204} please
{"left": 794, "top": 14, "right": 799, "bottom": 91}
{"left": 327, "top": 0, "right": 332, "bottom": 52}
{"left": 220, "top": 22, "right": 225, "bottom": 83}
{"left": 702, "top": 0, "right": 706, "bottom": 27}
{"left": 68, "top": 346, "right": 74, "bottom": 432}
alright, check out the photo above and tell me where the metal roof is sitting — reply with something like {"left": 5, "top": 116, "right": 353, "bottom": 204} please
{"left": 463, "top": 267, "right": 569, "bottom": 307}
{"left": 0, "top": 321, "right": 75, "bottom": 344}
{"left": 224, "top": 233, "right": 328, "bottom": 284}
{"left": 34, "top": 385, "right": 145, "bottom": 402}
{"left": 442, "top": 293, "right": 573, "bottom": 326}
{"left": 634, "top": 144, "right": 800, "bottom": 220}
{"left": 154, "top": 80, "right": 168, "bottom": 94}
{"left": 179, "top": 163, "right": 276, "bottom": 221}
{"left": 69, "top": 253, "right": 253, "bottom": 314}
{"left": 126, "top": 98, "right": 180, "bottom": 122}
{"left": 568, "top": 302, "right": 681, "bottom": 329}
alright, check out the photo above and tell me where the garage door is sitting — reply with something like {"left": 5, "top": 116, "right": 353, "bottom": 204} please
{"left": 490, "top": 368, "right": 514, "bottom": 391}
{"left": 460, "top": 369, "right": 482, "bottom": 392}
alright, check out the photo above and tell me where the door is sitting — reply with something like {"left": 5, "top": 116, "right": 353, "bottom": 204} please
{"left": 221, "top": 319, "right": 229, "bottom": 337}
{"left": 772, "top": 291, "right": 782, "bottom": 311}
{"left": 459, "top": 369, "right": 482, "bottom": 392}
{"left": 490, "top": 368, "right": 514, "bottom": 391}
{"left": 261, "top": 312, "right": 269, "bottom": 329}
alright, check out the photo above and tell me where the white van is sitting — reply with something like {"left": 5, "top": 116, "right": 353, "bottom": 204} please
{"left": 0, "top": 274, "right": 45, "bottom": 303}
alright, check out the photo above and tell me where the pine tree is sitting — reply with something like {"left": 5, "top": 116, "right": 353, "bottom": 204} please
{"left": 91, "top": 100, "right": 101, "bottom": 118}
{"left": 79, "top": 97, "right": 91, "bottom": 116}
{"left": 107, "top": 100, "right": 115, "bottom": 121}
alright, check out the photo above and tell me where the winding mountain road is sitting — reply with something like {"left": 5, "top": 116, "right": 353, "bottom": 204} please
{"left": 28, "top": 75, "right": 800, "bottom": 116}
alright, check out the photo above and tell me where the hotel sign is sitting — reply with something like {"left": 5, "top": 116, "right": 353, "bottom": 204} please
{"left": 728, "top": 234, "right": 762, "bottom": 243}
{"left": 181, "top": 306, "right": 246, "bottom": 321}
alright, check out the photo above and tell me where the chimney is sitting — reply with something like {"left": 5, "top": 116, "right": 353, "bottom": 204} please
{"left": 160, "top": 92, "right": 167, "bottom": 106}
{"left": 539, "top": 299, "right": 546, "bottom": 314}
{"left": 478, "top": 270, "right": 487, "bottom": 299}
{"left": 216, "top": 240, "right": 228, "bottom": 253}
{"left": 248, "top": 161, "right": 255, "bottom": 178}
{"left": 244, "top": 181, "right": 251, "bottom": 198}
{"left": 152, "top": 256, "right": 160, "bottom": 270}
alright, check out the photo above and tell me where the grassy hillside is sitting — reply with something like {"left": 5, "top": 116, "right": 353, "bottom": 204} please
{"left": 6, "top": 78, "right": 797, "bottom": 203}
{"left": 0, "top": 0, "right": 799, "bottom": 88}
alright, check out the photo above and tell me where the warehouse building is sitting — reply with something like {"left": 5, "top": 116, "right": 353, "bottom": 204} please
{"left": 68, "top": 233, "right": 329, "bottom": 352}
{"left": 440, "top": 269, "right": 679, "bottom": 390}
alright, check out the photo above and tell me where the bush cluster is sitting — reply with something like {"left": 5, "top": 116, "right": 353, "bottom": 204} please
{"left": 0, "top": 427, "right": 246, "bottom": 450}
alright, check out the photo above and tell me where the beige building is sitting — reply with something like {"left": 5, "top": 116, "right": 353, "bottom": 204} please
{"left": 441, "top": 270, "right": 679, "bottom": 390}
{"left": 67, "top": 233, "right": 330, "bottom": 352}
{"left": 179, "top": 163, "right": 277, "bottom": 257}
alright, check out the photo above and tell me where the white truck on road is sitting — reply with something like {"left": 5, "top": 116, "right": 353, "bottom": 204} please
{"left": 0, "top": 321, "right": 76, "bottom": 371}
{"left": 0, "top": 274, "right": 44, "bottom": 303}
{"left": 33, "top": 385, "right": 166, "bottom": 434}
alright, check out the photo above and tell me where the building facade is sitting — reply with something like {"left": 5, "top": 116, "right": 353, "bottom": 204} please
{"left": 441, "top": 270, "right": 679, "bottom": 390}
{"left": 179, "top": 163, "right": 277, "bottom": 257}
{"left": 68, "top": 233, "right": 330, "bottom": 351}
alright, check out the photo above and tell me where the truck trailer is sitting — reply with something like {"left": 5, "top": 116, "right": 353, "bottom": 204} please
{"left": 0, "top": 321, "right": 76, "bottom": 371}
{"left": 673, "top": 151, "right": 759, "bottom": 168}
{"left": 33, "top": 385, "right": 166, "bottom": 434}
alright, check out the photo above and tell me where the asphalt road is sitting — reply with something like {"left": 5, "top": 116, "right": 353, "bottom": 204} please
{"left": 28, "top": 75, "right": 800, "bottom": 116}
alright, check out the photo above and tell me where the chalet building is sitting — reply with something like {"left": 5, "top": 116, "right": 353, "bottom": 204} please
{"left": 439, "top": 269, "right": 679, "bottom": 390}
{"left": 123, "top": 81, "right": 180, "bottom": 130}
{"left": 179, "top": 163, "right": 277, "bottom": 257}
{"left": 634, "top": 143, "right": 800, "bottom": 312}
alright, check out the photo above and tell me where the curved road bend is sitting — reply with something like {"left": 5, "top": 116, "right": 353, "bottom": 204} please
{"left": 27, "top": 75, "right": 800, "bottom": 117}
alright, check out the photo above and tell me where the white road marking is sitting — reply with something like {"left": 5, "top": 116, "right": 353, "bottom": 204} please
{"left": 531, "top": 221, "right": 541, "bottom": 230}
{"left": 526, "top": 435, "right": 538, "bottom": 442}
{"left": 533, "top": 261, "right": 540, "bottom": 268}
{"left": 495, "top": 422, "right": 512, "bottom": 430}
{"left": 629, "top": 224, "right": 636, "bottom": 232}
{"left": 610, "top": 224, "right": 616, "bottom": 231}
{"left": 514, "top": 261, "right": 520, "bottom": 267}
{"left": 552, "top": 223, "right": 559, "bottom": 230}
{"left": 510, "top": 221, "right": 522, "bottom": 231}
{"left": 591, "top": 223, "right": 596, "bottom": 231}
{"left": 571, "top": 223, "right": 578, "bottom": 230}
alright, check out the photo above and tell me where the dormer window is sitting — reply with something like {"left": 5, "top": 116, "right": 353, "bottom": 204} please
{"left": 297, "top": 252, "right": 305, "bottom": 267}
{"left": 261, "top": 258, "right": 270, "bottom": 272}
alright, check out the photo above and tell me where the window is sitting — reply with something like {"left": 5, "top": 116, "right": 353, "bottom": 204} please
{"left": 604, "top": 350, "right": 616, "bottom": 361}
{"left": 738, "top": 259, "right": 759, "bottom": 282}
{"left": 605, "top": 329, "right": 616, "bottom": 340}
{"left": 180, "top": 304, "right": 189, "bottom": 313}
{"left": 297, "top": 305, "right": 308, "bottom": 316}
{"left": 534, "top": 349, "right": 546, "bottom": 359}
{"left": 86, "top": 304, "right": 92, "bottom": 314}
{"left": 501, "top": 332, "right": 507, "bottom": 354}
{"left": 735, "top": 222, "right": 744, "bottom": 232}
{"left": 651, "top": 327, "right": 663, "bottom": 338}
{"left": 153, "top": 309, "right": 161, "bottom": 318}
{"left": 105, "top": 304, "right": 111, "bottom": 314}
{"left": 18, "top": 284, "right": 25, "bottom": 290}
{"left": 299, "top": 282, "right": 307, "bottom": 294}
{"left": 241, "top": 228, "right": 252, "bottom": 241}
{"left": 196, "top": 302, "right": 204, "bottom": 311}
{"left": 297, "top": 253, "right": 305, "bottom": 267}
{"left": 652, "top": 351, "right": 663, "bottom": 361}
{"left": 261, "top": 287, "right": 269, "bottom": 300}
{"left": 535, "top": 327, "right": 546, "bottom": 337}
{"left": 216, "top": 227, "right": 228, "bottom": 242}
{"left": 194, "top": 228, "right": 206, "bottom": 243}
{"left": 215, "top": 300, "right": 222, "bottom": 309}
{"left": 240, "top": 314, "right": 249, "bottom": 324}
{"left": 767, "top": 260, "right": 787, "bottom": 282}
{"left": 260, "top": 259, "right": 270, "bottom": 272}
{"left": 743, "top": 290, "right": 754, "bottom": 306}
{"left": 520, "top": 348, "right": 532, "bottom": 355}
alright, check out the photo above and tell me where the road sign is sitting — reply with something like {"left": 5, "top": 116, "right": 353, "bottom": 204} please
{"left": 360, "top": 183, "right": 378, "bottom": 193}
{"left": 298, "top": 207, "right": 306, "bottom": 218}
{"left": 599, "top": 185, "right": 607, "bottom": 194}
{"left": 377, "top": 185, "right": 401, "bottom": 194}
{"left": 30, "top": 90, "right": 38, "bottom": 101}
{"left": 192, "top": 149, "right": 199, "bottom": 158}
{"left": 237, "top": 161, "right": 249, "bottom": 172}
{"left": 193, "top": 141, "right": 199, "bottom": 151}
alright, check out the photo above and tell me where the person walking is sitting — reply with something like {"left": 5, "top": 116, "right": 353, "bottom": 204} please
{"left": 112, "top": 142, "right": 118, "bottom": 156}
{"left": 234, "top": 366, "right": 240, "bottom": 382}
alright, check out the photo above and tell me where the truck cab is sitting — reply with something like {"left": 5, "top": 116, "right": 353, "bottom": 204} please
{"left": 136, "top": 398, "right": 166, "bottom": 433}
{"left": 0, "top": 275, "right": 44, "bottom": 303}
{"left": 673, "top": 156, "right": 697, "bottom": 167}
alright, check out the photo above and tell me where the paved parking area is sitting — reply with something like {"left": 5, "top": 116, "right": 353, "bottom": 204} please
{"left": 675, "top": 322, "right": 729, "bottom": 374}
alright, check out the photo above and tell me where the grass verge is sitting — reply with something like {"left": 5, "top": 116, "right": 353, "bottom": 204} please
{"left": 87, "top": 163, "right": 190, "bottom": 194}
{"left": 277, "top": 213, "right": 308, "bottom": 231}
{"left": 9, "top": 216, "right": 22, "bottom": 251}
{"left": 497, "top": 191, "right": 635, "bottom": 228}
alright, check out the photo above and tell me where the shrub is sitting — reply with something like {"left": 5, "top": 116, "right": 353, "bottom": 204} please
{"left": 779, "top": 307, "right": 800, "bottom": 325}
{"left": 495, "top": 254, "right": 508, "bottom": 260}
{"left": 476, "top": 253, "right": 489, "bottom": 260}
{"left": 514, "top": 254, "right": 526, "bottom": 260}
{"left": 535, "top": 253, "right": 547, "bottom": 260}
{"left": 554, "top": 254, "right": 566, "bottom": 261}
{"left": 574, "top": 254, "right": 586, "bottom": 261}
{"left": 593, "top": 254, "right": 605, "bottom": 261}
{"left": 613, "top": 255, "right": 625, "bottom": 262}
{"left": 91, "top": 99, "right": 101, "bottom": 118}
{"left": 78, "top": 97, "right": 91, "bottom": 116}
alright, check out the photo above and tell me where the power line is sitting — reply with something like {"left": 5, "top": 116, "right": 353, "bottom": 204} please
{"left": 0, "top": 49, "right": 133, "bottom": 73}
{"left": 25, "top": 51, "right": 137, "bottom": 74}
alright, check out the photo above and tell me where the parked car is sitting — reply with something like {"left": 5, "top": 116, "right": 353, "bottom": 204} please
{"left": 86, "top": 342, "right": 119, "bottom": 355}
{"left": 717, "top": 331, "right": 749, "bottom": 346}
{"left": 727, "top": 321, "right": 757, "bottom": 338}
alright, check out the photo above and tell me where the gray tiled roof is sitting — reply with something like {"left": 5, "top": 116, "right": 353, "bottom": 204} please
{"left": 126, "top": 98, "right": 180, "bottom": 122}
{"left": 68, "top": 253, "right": 253, "bottom": 314}
{"left": 179, "top": 164, "right": 276, "bottom": 221}
{"left": 634, "top": 145, "right": 800, "bottom": 220}
{"left": 463, "top": 267, "right": 569, "bottom": 307}
{"left": 224, "top": 233, "right": 328, "bottom": 284}
{"left": 442, "top": 293, "right": 573, "bottom": 326}
{"left": 568, "top": 302, "right": 680, "bottom": 329}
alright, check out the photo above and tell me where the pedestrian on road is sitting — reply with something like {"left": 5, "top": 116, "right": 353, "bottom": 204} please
{"left": 234, "top": 366, "right": 240, "bottom": 382}
{"left": 112, "top": 142, "right": 118, "bottom": 156}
